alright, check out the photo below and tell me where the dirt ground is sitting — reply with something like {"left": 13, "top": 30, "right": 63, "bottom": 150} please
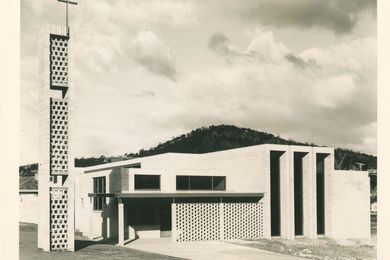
{"left": 230, "top": 236, "right": 376, "bottom": 260}
{"left": 19, "top": 223, "right": 183, "bottom": 260}
{"left": 19, "top": 222, "right": 376, "bottom": 260}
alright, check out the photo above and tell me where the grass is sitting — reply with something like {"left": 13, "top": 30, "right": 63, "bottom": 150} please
{"left": 19, "top": 223, "right": 183, "bottom": 260}
{"left": 230, "top": 236, "right": 376, "bottom": 260}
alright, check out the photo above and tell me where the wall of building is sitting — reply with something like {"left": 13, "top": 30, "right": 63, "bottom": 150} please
{"left": 19, "top": 192, "right": 39, "bottom": 224}
{"left": 330, "top": 170, "right": 370, "bottom": 239}
{"left": 75, "top": 144, "right": 370, "bottom": 241}
{"left": 74, "top": 170, "right": 118, "bottom": 239}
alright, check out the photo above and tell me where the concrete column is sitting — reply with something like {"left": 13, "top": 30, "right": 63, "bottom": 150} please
{"left": 118, "top": 199, "right": 124, "bottom": 246}
{"left": 37, "top": 174, "right": 50, "bottom": 251}
{"left": 287, "top": 149, "right": 295, "bottom": 239}
{"left": 262, "top": 149, "right": 271, "bottom": 239}
{"left": 280, "top": 149, "right": 294, "bottom": 239}
{"left": 303, "top": 151, "right": 316, "bottom": 238}
{"left": 303, "top": 148, "right": 317, "bottom": 239}
{"left": 66, "top": 174, "right": 75, "bottom": 251}
{"left": 324, "top": 152, "right": 334, "bottom": 237}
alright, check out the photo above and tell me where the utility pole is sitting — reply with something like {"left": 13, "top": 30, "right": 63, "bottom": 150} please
{"left": 356, "top": 162, "right": 365, "bottom": 171}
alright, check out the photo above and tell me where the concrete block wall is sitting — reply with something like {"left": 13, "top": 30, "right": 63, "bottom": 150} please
{"left": 261, "top": 145, "right": 334, "bottom": 239}
{"left": 125, "top": 145, "right": 270, "bottom": 194}
{"left": 75, "top": 170, "right": 119, "bottom": 239}
{"left": 330, "top": 170, "right": 370, "bottom": 239}
{"left": 74, "top": 143, "right": 370, "bottom": 242}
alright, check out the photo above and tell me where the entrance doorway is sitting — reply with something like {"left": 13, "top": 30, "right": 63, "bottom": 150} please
{"left": 126, "top": 198, "right": 172, "bottom": 238}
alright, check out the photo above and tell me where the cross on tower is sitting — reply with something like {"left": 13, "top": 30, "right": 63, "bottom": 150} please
{"left": 57, "top": 0, "right": 78, "bottom": 36}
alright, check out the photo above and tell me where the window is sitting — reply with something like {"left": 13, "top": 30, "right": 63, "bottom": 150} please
{"left": 93, "top": 176, "right": 106, "bottom": 211}
{"left": 134, "top": 175, "right": 160, "bottom": 190}
{"left": 176, "top": 176, "right": 226, "bottom": 191}
{"left": 213, "top": 176, "right": 226, "bottom": 190}
{"left": 176, "top": 176, "right": 190, "bottom": 190}
{"left": 190, "top": 176, "right": 212, "bottom": 190}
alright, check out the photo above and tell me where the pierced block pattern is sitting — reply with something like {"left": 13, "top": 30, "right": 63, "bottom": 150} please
{"left": 223, "top": 202, "right": 264, "bottom": 240}
{"left": 175, "top": 203, "right": 220, "bottom": 242}
{"left": 50, "top": 34, "right": 69, "bottom": 87}
{"left": 50, "top": 98, "right": 68, "bottom": 175}
{"left": 50, "top": 188, "right": 68, "bottom": 251}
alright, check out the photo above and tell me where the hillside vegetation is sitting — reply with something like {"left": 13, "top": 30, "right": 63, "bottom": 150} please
{"left": 20, "top": 125, "right": 377, "bottom": 172}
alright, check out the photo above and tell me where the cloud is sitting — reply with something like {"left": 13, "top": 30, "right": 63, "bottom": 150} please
{"left": 209, "top": 31, "right": 318, "bottom": 68}
{"left": 19, "top": 1, "right": 376, "bottom": 164}
{"left": 230, "top": 0, "right": 376, "bottom": 34}
{"left": 285, "top": 53, "right": 318, "bottom": 69}
{"left": 246, "top": 30, "right": 289, "bottom": 62}
{"left": 132, "top": 31, "right": 177, "bottom": 80}
{"left": 128, "top": 90, "right": 156, "bottom": 98}
{"left": 208, "top": 33, "right": 231, "bottom": 56}
{"left": 179, "top": 31, "right": 376, "bottom": 153}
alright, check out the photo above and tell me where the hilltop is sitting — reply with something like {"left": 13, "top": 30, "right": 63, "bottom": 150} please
{"left": 75, "top": 125, "right": 377, "bottom": 170}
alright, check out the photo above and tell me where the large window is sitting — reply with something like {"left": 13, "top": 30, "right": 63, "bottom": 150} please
{"left": 134, "top": 175, "right": 160, "bottom": 190}
{"left": 176, "top": 176, "right": 226, "bottom": 191}
{"left": 93, "top": 176, "right": 106, "bottom": 211}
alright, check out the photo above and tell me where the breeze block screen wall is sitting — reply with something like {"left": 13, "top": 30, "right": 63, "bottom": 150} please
{"left": 174, "top": 203, "right": 221, "bottom": 242}
{"left": 223, "top": 203, "right": 264, "bottom": 240}
{"left": 50, "top": 187, "right": 69, "bottom": 250}
{"left": 50, "top": 98, "right": 69, "bottom": 175}
{"left": 50, "top": 34, "right": 69, "bottom": 89}
{"left": 172, "top": 202, "right": 264, "bottom": 242}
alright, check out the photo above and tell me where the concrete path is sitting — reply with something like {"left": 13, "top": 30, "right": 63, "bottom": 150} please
{"left": 125, "top": 238, "right": 304, "bottom": 260}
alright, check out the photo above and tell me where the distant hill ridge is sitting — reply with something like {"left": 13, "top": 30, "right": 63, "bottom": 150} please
{"left": 20, "top": 125, "right": 377, "bottom": 174}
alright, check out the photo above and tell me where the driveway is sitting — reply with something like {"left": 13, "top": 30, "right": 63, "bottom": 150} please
{"left": 125, "top": 238, "right": 304, "bottom": 260}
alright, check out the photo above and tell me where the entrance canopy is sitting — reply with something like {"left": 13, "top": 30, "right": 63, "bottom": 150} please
{"left": 88, "top": 192, "right": 264, "bottom": 199}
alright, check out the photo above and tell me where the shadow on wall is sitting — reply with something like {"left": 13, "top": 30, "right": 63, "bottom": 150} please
{"left": 99, "top": 168, "right": 124, "bottom": 243}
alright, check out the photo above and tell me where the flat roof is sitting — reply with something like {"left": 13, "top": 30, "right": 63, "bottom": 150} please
{"left": 79, "top": 143, "right": 331, "bottom": 173}
{"left": 88, "top": 192, "right": 263, "bottom": 198}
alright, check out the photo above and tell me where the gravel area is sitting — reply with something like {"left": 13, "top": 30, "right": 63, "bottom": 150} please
{"left": 229, "top": 236, "right": 376, "bottom": 260}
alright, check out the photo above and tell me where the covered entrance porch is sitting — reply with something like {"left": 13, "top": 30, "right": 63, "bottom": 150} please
{"left": 115, "top": 193, "right": 264, "bottom": 246}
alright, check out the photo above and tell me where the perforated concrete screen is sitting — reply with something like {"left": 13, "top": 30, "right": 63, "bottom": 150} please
{"left": 223, "top": 202, "right": 264, "bottom": 239}
{"left": 174, "top": 202, "right": 264, "bottom": 242}
{"left": 50, "top": 98, "right": 68, "bottom": 175}
{"left": 50, "top": 34, "right": 69, "bottom": 88}
{"left": 50, "top": 187, "right": 69, "bottom": 251}
{"left": 175, "top": 203, "right": 221, "bottom": 242}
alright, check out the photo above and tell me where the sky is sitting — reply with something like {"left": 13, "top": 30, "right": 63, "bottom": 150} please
{"left": 20, "top": 0, "right": 377, "bottom": 165}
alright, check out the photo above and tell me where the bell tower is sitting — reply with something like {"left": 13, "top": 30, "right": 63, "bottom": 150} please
{"left": 37, "top": 0, "right": 77, "bottom": 251}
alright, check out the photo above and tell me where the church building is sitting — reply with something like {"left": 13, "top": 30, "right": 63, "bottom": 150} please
{"left": 74, "top": 144, "right": 370, "bottom": 246}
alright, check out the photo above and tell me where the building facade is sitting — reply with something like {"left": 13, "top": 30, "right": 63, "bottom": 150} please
{"left": 74, "top": 144, "right": 370, "bottom": 245}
